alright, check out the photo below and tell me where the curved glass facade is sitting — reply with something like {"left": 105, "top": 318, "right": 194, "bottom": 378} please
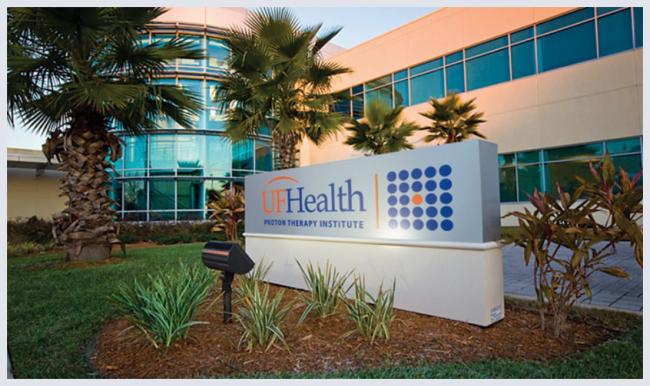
{"left": 110, "top": 23, "right": 273, "bottom": 221}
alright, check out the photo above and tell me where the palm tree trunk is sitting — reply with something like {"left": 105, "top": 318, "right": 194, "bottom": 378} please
{"left": 274, "top": 133, "right": 299, "bottom": 170}
{"left": 45, "top": 126, "right": 121, "bottom": 261}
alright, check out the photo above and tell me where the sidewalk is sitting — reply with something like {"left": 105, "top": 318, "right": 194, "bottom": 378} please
{"left": 503, "top": 243, "right": 642, "bottom": 312}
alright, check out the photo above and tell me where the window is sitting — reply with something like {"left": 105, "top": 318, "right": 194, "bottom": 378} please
{"left": 150, "top": 180, "right": 175, "bottom": 210}
{"left": 232, "top": 139, "right": 254, "bottom": 172}
{"left": 545, "top": 159, "right": 596, "bottom": 194}
{"left": 410, "top": 70, "right": 443, "bottom": 105}
{"left": 177, "top": 179, "right": 204, "bottom": 210}
{"left": 394, "top": 80, "right": 409, "bottom": 107}
{"left": 393, "top": 69, "right": 408, "bottom": 81}
{"left": 634, "top": 7, "right": 643, "bottom": 47}
{"left": 207, "top": 38, "right": 229, "bottom": 68}
{"left": 366, "top": 85, "right": 392, "bottom": 108}
{"left": 537, "top": 8, "right": 594, "bottom": 35}
{"left": 445, "top": 63, "right": 465, "bottom": 93}
{"left": 255, "top": 140, "right": 273, "bottom": 172}
{"left": 598, "top": 9, "right": 633, "bottom": 57}
{"left": 149, "top": 134, "right": 176, "bottom": 174}
{"left": 511, "top": 41, "right": 536, "bottom": 79}
{"left": 606, "top": 137, "right": 641, "bottom": 154}
{"left": 352, "top": 94, "right": 364, "bottom": 119}
{"left": 466, "top": 36, "right": 508, "bottom": 57}
{"left": 544, "top": 142, "right": 603, "bottom": 161}
{"left": 537, "top": 21, "right": 597, "bottom": 72}
{"left": 366, "top": 75, "right": 391, "bottom": 90}
{"left": 410, "top": 58, "right": 442, "bottom": 76}
{"left": 351, "top": 84, "right": 364, "bottom": 94}
{"left": 205, "top": 136, "right": 231, "bottom": 176}
{"left": 205, "top": 180, "right": 229, "bottom": 202}
{"left": 466, "top": 48, "right": 510, "bottom": 90}
{"left": 178, "top": 35, "right": 204, "bottom": 69}
{"left": 124, "top": 136, "right": 147, "bottom": 171}
{"left": 176, "top": 135, "right": 204, "bottom": 175}
{"left": 499, "top": 167, "right": 517, "bottom": 202}
{"left": 511, "top": 27, "right": 534, "bottom": 43}
{"left": 517, "top": 164, "right": 543, "bottom": 201}
{"left": 445, "top": 51, "right": 463, "bottom": 64}
{"left": 123, "top": 180, "right": 146, "bottom": 211}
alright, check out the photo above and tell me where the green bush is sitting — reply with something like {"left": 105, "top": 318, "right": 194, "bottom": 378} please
{"left": 8, "top": 216, "right": 54, "bottom": 245}
{"left": 7, "top": 241, "right": 54, "bottom": 257}
{"left": 117, "top": 222, "right": 220, "bottom": 245}
{"left": 234, "top": 279, "right": 294, "bottom": 352}
{"left": 110, "top": 263, "right": 215, "bottom": 348}
{"left": 297, "top": 260, "right": 351, "bottom": 322}
{"left": 344, "top": 276, "right": 396, "bottom": 343}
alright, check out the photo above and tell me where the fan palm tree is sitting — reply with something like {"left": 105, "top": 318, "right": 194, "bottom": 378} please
{"left": 419, "top": 93, "right": 486, "bottom": 144}
{"left": 7, "top": 8, "right": 203, "bottom": 260}
{"left": 215, "top": 8, "right": 350, "bottom": 169}
{"left": 344, "top": 99, "right": 419, "bottom": 155}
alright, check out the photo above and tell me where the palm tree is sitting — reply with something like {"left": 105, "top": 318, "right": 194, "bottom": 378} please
{"left": 8, "top": 8, "right": 203, "bottom": 260}
{"left": 344, "top": 99, "right": 419, "bottom": 155}
{"left": 215, "top": 8, "right": 350, "bottom": 170}
{"left": 419, "top": 93, "right": 486, "bottom": 144}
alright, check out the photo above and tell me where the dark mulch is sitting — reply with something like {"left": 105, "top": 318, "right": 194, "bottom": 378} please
{"left": 91, "top": 285, "right": 620, "bottom": 378}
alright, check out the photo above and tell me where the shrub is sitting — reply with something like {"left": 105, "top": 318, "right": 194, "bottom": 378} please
{"left": 504, "top": 155, "right": 642, "bottom": 337}
{"left": 296, "top": 260, "right": 352, "bottom": 322}
{"left": 7, "top": 241, "right": 53, "bottom": 257}
{"left": 234, "top": 280, "right": 294, "bottom": 352}
{"left": 8, "top": 216, "right": 54, "bottom": 245}
{"left": 208, "top": 186, "right": 245, "bottom": 243}
{"left": 111, "top": 263, "right": 215, "bottom": 348}
{"left": 117, "top": 222, "right": 218, "bottom": 245}
{"left": 236, "top": 259, "right": 272, "bottom": 296}
{"left": 344, "top": 276, "right": 396, "bottom": 343}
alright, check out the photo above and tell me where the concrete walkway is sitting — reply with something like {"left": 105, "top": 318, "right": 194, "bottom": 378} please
{"left": 503, "top": 243, "right": 642, "bottom": 312}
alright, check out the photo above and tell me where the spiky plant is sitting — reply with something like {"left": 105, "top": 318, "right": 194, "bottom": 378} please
{"left": 344, "top": 99, "right": 419, "bottom": 155}
{"left": 419, "top": 93, "right": 486, "bottom": 144}
{"left": 296, "top": 260, "right": 352, "bottom": 322}
{"left": 207, "top": 186, "right": 245, "bottom": 243}
{"left": 7, "top": 8, "right": 202, "bottom": 260}
{"left": 215, "top": 8, "right": 351, "bottom": 169}
{"left": 343, "top": 276, "right": 396, "bottom": 343}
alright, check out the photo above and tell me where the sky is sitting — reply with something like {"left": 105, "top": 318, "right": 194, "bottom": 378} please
{"left": 7, "top": 7, "right": 436, "bottom": 150}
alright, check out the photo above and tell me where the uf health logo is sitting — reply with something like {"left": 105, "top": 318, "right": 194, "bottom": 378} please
{"left": 385, "top": 164, "right": 453, "bottom": 232}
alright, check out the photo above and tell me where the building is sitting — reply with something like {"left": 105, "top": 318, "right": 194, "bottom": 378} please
{"left": 299, "top": 6, "right": 643, "bottom": 225}
{"left": 7, "top": 7, "right": 644, "bottom": 225}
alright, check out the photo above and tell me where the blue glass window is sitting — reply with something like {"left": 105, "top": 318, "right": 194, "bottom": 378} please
{"left": 149, "top": 134, "right": 176, "bottom": 173}
{"left": 124, "top": 135, "right": 147, "bottom": 170}
{"left": 333, "top": 97, "right": 351, "bottom": 115}
{"left": 180, "top": 79, "right": 204, "bottom": 104}
{"left": 394, "top": 80, "right": 409, "bottom": 107}
{"left": 466, "top": 48, "right": 510, "bottom": 90}
{"left": 498, "top": 153, "right": 515, "bottom": 167}
{"left": 255, "top": 140, "right": 273, "bottom": 172}
{"left": 149, "top": 180, "right": 175, "bottom": 210}
{"left": 177, "top": 179, "right": 204, "bottom": 210}
{"left": 606, "top": 137, "right": 641, "bottom": 154}
{"left": 176, "top": 135, "right": 205, "bottom": 174}
{"left": 205, "top": 135, "right": 231, "bottom": 176}
{"left": 393, "top": 69, "right": 408, "bottom": 81}
{"left": 206, "top": 81, "right": 222, "bottom": 108}
{"left": 466, "top": 36, "right": 508, "bottom": 58}
{"left": 123, "top": 180, "right": 146, "bottom": 211}
{"left": 410, "top": 70, "right": 444, "bottom": 105}
{"left": 207, "top": 38, "right": 229, "bottom": 68}
{"left": 445, "top": 63, "right": 465, "bottom": 93}
{"left": 516, "top": 150, "right": 540, "bottom": 164}
{"left": 366, "top": 75, "right": 391, "bottom": 90}
{"left": 499, "top": 167, "right": 517, "bottom": 202}
{"left": 634, "top": 7, "right": 643, "bottom": 47}
{"left": 366, "top": 85, "right": 393, "bottom": 108}
{"left": 445, "top": 50, "right": 463, "bottom": 64}
{"left": 352, "top": 94, "right": 364, "bottom": 119}
{"left": 511, "top": 27, "right": 534, "bottom": 43}
{"left": 511, "top": 41, "right": 536, "bottom": 79}
{"left": 544, "top": 142, "right": 603, "bottom": 161}
{"left": 232, "top": 139, "right": 254, "bottom": 171}
{"left": 351, "top": 84, "right": 364, "bottom": 95}
{"left": 410, "top": 58, "right": 443, "bottom": 76}
{"left": 598, "top": 9, "right": 633, "bottom": 57}
{"left": 178, "top": 35, "right": 204, "bottom": 69}
{"left": 206, "top": 110, "right": 225, "bottom": 131}
{"left": 537, "top": 21, "right": 597, "bottom": 72}
{"left": 598, "top": 7, "right": 623, "bottom": 15}
{"left": 537, "top": 8, "right": 594, "bottom": 35}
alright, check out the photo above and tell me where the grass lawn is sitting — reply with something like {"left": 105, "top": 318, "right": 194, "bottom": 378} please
{"left": 7, "top": 243, "right": 643, "bottom": 379}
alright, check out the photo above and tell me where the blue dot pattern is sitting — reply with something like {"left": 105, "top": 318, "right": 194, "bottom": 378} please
{"left": 385, "top": 164, "right": 454, "bottom": 232}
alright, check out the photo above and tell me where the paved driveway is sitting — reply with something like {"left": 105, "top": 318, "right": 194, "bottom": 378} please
{"left": 502, "top": 243, "right": 642, "bottom": 312}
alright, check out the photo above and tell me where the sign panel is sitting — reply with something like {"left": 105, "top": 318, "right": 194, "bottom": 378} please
{"left": 245, "top": 140, "right": 500, "bottom": 244}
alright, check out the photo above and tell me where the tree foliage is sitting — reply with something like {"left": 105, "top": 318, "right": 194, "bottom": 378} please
{"left": 419, "top": 93, "right": 486, "bottom": 144}
{"left": 344, "top": 99, "right": 419, "bottom": 155}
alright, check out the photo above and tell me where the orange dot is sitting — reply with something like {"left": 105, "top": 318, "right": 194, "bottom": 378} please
{"left": 412, "top": 194, "right": 423, "bottom": 205}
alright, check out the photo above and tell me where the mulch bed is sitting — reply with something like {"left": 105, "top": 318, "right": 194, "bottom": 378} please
{"left": 91, "top": 284, "right": 620, "bottom": 378}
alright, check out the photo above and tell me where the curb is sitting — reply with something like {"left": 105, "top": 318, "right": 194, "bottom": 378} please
{"left": 504, "top": 293, "right": 643, "bottom": 316}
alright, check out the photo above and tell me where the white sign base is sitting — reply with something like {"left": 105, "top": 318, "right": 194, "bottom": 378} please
{"left": 245, "top": 233, "right": 505, "bottom": 326}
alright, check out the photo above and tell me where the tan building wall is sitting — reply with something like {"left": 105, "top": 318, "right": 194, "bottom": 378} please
{"left": 7, "top": 168, "right": 65, "bottom": 220}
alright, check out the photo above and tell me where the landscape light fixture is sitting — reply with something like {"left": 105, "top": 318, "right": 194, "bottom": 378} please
{"left": 201, "top": 241, "right": 255, "bottom": 323}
